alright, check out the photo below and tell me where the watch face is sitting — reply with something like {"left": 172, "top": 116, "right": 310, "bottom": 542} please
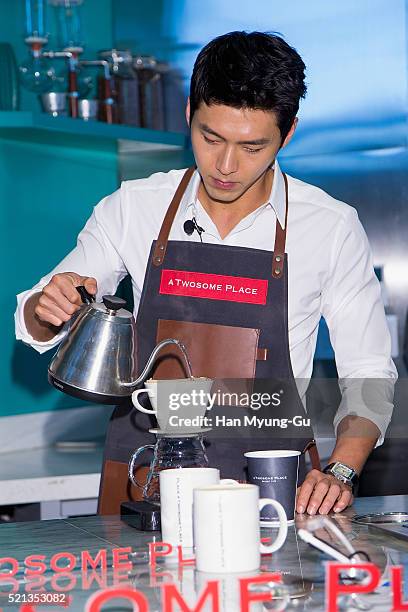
{"left": 334, "top": 463, "right": 353, "bottom": 479}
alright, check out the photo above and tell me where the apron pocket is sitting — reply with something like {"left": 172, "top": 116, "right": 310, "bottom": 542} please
{"left": 152, "top": 318, "right": 262, "bottom": 380}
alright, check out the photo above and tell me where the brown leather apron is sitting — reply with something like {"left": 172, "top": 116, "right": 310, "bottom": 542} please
{"left": 98, "top": 167, "right": 320, "bottom": 514}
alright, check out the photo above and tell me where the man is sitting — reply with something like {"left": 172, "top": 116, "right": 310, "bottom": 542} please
{"left": 15, "top": 31, "right": 396, "bottom": 515}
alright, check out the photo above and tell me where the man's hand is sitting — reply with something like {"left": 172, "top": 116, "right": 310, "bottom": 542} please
{"left": 34, "top": 272, "right": 97, "bottom": 326}
{"left": 24, "top": 272, "right": 97, "bottom": 342}
{"left": 296, "top": 469, "right": 353, "bottom": 516}
{"left": 295, "top": 416, "right": 380, "bottom": 516}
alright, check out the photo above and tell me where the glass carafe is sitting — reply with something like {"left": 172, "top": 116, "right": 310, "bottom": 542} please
{"left": 128, "top": 433, "right": 208, "bottom": 506}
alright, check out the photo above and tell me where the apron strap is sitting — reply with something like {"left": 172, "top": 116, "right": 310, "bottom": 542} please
{"left": 153, "top": 166, "right": 289, "bottom": 281}
{"left": 271, "top": 172, "right": 289, "bottom": 279}
{"left": 153, "top": 166, "right": 196, "bottom": 267}
{"left": 302, "top": 439, "right": 321, "bottom": 471}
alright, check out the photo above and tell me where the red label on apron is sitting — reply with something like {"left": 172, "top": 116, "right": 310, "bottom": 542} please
{"left": 159, "top": 269, "right": 268, "bottom": 305}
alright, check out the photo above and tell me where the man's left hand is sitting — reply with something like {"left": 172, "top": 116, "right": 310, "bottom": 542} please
{"left": 296, "top": 469, "right": 353, "bottom": 515}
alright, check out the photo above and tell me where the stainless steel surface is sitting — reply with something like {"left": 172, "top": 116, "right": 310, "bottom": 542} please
{"left": 122, "top": 338, "right": 193, "bottom": 387}
{"left": 78, "top": 98, "right": 98, "bottom": 120}
{"left": 40, "top": 91, "right": 67, "bottom": 116}
{"left": 353, "top": 512, "right": 408, "bottom": 543}
{"left": 367, "top": 523, "right": 408, "bottom": 543}
{"left": 49, "top": 296, "right": 192, "bottom": 401}
{"left": 353, "top": 512, "right": 408, "bottom": 525}
{"left": 0, "top": 494, "right": 403, "bottom": 611}
{"left": 48, "top": 295, "right": 137, "bottom": 400}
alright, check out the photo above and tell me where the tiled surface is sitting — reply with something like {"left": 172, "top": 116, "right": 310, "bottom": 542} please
{"left": 0, "top": 495, "right": 408, "bottom": 610}
{"left": 64, "top": 515, "right": 158, "bottom": 551}
{"left": 0, "top": 520, "right": 114, "bottom": 575}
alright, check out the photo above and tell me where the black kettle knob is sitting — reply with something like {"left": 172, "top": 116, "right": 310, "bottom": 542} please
{"left": 102, "top": 295, "right": 127, "bottom": 311}
{"left": 76, "top": 285, "right": 96, "bottom": 304}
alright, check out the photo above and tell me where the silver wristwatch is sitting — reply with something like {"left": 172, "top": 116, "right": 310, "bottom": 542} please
{"left": 322, "top": 462, "right": 359, "bottom": 493}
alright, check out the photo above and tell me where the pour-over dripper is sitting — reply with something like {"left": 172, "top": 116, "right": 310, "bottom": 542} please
{"left": 131, "top": 376, "right": 213, "bottom": 433}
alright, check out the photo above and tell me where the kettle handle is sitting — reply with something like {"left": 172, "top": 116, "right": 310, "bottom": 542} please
{"left": 76, "top": 285, "right": 95, "bottom": 304}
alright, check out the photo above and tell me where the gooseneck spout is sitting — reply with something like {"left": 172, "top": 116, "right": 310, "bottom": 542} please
{"left": 122, "top": 338, "right": 193, "bottom": 388}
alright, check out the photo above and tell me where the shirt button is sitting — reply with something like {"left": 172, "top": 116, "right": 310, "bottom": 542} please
{"left": 275, "top": 256, "right": 281, "bottom": 262}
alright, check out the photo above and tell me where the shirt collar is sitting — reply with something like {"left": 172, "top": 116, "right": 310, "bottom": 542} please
{"left": 181, "top": 159, "right": 287, "bottom": 229}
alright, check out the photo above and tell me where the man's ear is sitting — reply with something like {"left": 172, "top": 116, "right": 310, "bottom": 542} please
{"left": 281, "top": 117, "right": 298, "bottom": 149}
{"left": 185, "top": 97, "right": 191, "bottom": 127}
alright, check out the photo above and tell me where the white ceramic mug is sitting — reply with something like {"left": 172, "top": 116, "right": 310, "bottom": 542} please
{"left": 193, "top": 483, "right": 288, "bottom": 573}
{"left": 132, "top": 377, "right": 213, "bottom": 432}
{"left": 160, "top": 467, "right": 237, "bottom": 549}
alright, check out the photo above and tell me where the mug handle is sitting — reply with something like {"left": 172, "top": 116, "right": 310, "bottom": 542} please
{"left": 128, "top": 445, "right": 155, "bottom": 488}
{"left": 132, "top": 388, "right": 156, "bottom": 414}
{"left": 258, "top": 499, "right": 288, "bottom": 553}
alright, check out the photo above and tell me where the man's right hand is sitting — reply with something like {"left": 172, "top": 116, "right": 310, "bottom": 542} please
{"left": 24, "top": 272, "right": 97, "bottom": 342}
{"left": 35, "top": 272, "right": 98, "bottom": 327}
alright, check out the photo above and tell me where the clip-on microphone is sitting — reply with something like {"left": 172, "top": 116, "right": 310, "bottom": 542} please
{"left": 183, "top": 217, "right": 205, "bottom": 242}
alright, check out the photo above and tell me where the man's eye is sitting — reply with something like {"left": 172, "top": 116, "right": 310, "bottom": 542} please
{"left": 203, "top": 135, "right": 219, "bottom": 145}
{"left": 244, "top": 147, "right": 262, "bottom": 154}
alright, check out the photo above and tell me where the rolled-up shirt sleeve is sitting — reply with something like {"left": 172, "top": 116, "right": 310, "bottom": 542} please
{"left": 320, "top": 207, "right": 397, "bottom": 445}
{"left": 15, "top": 187, "right": 128, "bottom": 354}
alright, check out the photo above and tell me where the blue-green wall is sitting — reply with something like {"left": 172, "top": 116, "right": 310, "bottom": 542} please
{"left": 3, "top": 133, "right": 118, "bottom": 416}
{"left": 1, "top": 0, "right": 117, "bottom": 416}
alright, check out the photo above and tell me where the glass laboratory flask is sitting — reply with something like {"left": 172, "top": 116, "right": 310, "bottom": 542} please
{"left": 128, "top": 433, "right": 208, "bottom": 506}
{"left": 21, "top": 0, "right": 52, "bottom": 93}
{"left": 24, "top": 0, "right": 48, "bottom": 41}
{"left": 48, "top": 0, "right": 84, "bottom": 53}
{"left": 19, "top": 50, "right": 55, "bottom": 93}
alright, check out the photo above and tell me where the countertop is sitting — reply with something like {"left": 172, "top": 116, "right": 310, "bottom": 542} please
{"left": 1, "top": 495, "right": 408, "bottom": 610}
{"left": 0, "top": 445, "right": 104, "bottom": 505}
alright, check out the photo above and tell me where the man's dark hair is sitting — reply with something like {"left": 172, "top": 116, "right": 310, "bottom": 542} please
{"left": 189, "top": 31, "right": 307, "bottom": 142}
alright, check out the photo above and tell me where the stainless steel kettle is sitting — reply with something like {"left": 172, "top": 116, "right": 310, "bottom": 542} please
{"left": 48, "top": 287, "right": 137, "bottom": 403}
{"left": 48, "top": 286, "right": 191, "bottom": 404}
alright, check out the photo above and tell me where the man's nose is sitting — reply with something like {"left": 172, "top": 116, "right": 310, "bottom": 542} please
{"left": 216, "top": 146, "right": 238, "bottom": 176}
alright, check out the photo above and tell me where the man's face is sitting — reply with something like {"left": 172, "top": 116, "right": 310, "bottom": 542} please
{"left": 188, "top": 102, "right": 295, "bottom": 204}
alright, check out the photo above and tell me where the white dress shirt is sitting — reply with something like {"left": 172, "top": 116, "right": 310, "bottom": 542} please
{"left": 15, "top": 161, "right": 397, "bottom": 442}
